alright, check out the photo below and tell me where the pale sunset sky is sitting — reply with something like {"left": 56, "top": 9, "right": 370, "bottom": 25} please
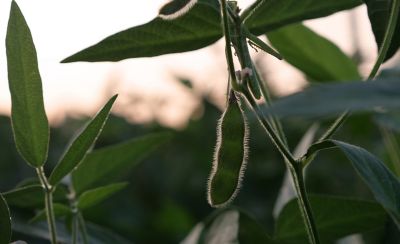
{"left": 0, "top": 1, "right": 394, "bottom": 128}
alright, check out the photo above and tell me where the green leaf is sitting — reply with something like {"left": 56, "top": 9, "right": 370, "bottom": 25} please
{"left": 49, "top": 95, "right": 118, "bottom": 185}
{"left": 72, "top": 132, "right": 172, "bottom": 195}
{"left": 3, "top": 185, "right": 68, "bottom": 208}
{"left": 363, "top": 0, "right": 400, "bottom": 61}
{"left": 0, "top": 194, "right": 11, "bottom": 244}
{"left": 275, "top": 195, "right": 387, "bottom": 243}
{"left": 262, "top": 78, "right": 400, "bottom": 119}
{"left": 62, "top": 0, "right": 362, "bottom": 62}
{"left": 62, "top": 0, "right": 221, "bottom": 62}
{"left": 243, "top": 0, "right": 362, "bottom": 35}
{"left": 77, "top": 182, "right": 128, "bottom": 210}
{"left": 305, "top": 140, "right": 400, "bottom": 228}
{"left": 267, "top": 23, "right": 360, "bottom": 82}
{"left": 182, "top": 208, "right": 274, "bottom": 244}
{"left": 29, "top": 203, "right": 71, "bottom": 223}
{"left": 6, "top": 0, "right": 49, "bottom": 167}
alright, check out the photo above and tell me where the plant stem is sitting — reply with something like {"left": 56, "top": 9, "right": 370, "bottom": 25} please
{"left": 368, "top": 0, "right": 400, "bottom": 80}
{"left": 291, "top": 163, "right": 320, "bottom": 244}
{"left": 243, "top": 89, "right": 296, "bottom": 165}
{"left": 71, "top": 214, "right": 78, "bottom": 244}
{"left": 220, "top": 2, "right": 319, "bottom": 243}
{"left": 219, "top": 0, "right": 240, "bottom": 91}
{"left": 78, "top": 212, "right": 89, "bottom": 244}
{"left": 36, "top": 167, "right": 58, "bottom": 244}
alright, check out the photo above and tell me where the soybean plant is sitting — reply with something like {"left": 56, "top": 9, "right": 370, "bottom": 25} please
{"left": 1, "top": 1, "right": 170, "bottom": 243}
{"left": 55, "top": 0, "right": 400, "bottom": 243}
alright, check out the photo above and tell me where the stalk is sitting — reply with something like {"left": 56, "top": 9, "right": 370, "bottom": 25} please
{"left": 219, "top": 2, "right": 320, "bottom": 242}
{"left": 36, "top": 167, "right": 58, "bottom": 244}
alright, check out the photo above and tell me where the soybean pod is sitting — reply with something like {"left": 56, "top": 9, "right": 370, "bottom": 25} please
{"left": 207, "top": 90, "right": 249, "bottom": 208}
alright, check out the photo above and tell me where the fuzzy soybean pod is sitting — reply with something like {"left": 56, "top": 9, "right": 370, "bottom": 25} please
{"left": 208, "top": 91, "right": 249, "bottom": 208}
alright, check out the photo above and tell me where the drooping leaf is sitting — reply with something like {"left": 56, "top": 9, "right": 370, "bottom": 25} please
{"left": 77, "top": 182, "right": 128, "bottom": 210}
{"left": 182, "top": 208, "right": 274, "bottom": 244}
{"left": 0, "top": 194, "right": 11, "bottom": 244}
{"left": 262, "top": 78, "right": 400, "bottom": 119}
{"left": 29, "top": 203, "right": 71, "bottom": 223}
{"left": 243, "top": 0, "right": 363, "bottom": 35}
{"left": 62, "top": 0, "right": 221, "bottom": 62}
{"left": 6, "top": 0, "right": 49, "bottom": 167}
{"left": 207, "top": 91, "right": 249, "bottom": 208}
{"left": 275, "top": 195, "right": 387, "bottom": 243}
{"left": 304, "top": 140, "right": 400, "bottom": 228}
{"left": 62, "top": 0, "right": 362, "bottom": 62}
{"left": 3, "top": 185, "right": 68, "bottom": 208}
{"left": 363, "top": 0, "right": 400, "bottom": 61}
{"left": 72, "top": 132, "right": 172, "bottom": 195}
{"left": 49, "top": 95, "right": 118, "bottom": 185}
{"left": 267, "top": 23, "right": 360, "bottom": 82}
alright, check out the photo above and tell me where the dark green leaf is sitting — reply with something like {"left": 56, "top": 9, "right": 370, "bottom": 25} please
{"left": 6, "top": 0, "right": 49, "bottom": 167}
{"left": 72, "top": 132, "right": 172, "bottom": 195}
{"left": 304, "top": 140, "right": 400, "bottom": 228}
{"left": 62, "top": 0, "right": 221, "bottom": 62}
{"left": 267, "top": 23, "right": 360, "bottom": 82}
{"left": 363, "top": 0, "right": 400, "bottom": 61}
{"left": 29, "top": 203, "right": 71, "bottom": 223}
{"left": 275, "top": 195, "right": 387, "bottom": 243}
{"left": 244, "top": 0, "right": 362, "bottom": 35}
{"left": 77, "top": 182, "right": 128, "bottom": 210}
{"left": 49, "top": 95, "right": 118, "bottom": 185}
{"left": 0, "top": 194, "right": 11, "bottom": 244}
{"left": 182, "top": 208, "right": 274, "bottom": 244}
{"left": 262, "top": 79, "right": 400, "bottom": 119}
{"left": 3, "top": 185, "right": 68, "bottom": 208}
{"left": 62, "top": 0, "right": 362, "bottom": 62}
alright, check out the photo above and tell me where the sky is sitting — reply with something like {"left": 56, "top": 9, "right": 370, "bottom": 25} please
{"left": 0, "top": 0, "right": 394, "bottom": 128}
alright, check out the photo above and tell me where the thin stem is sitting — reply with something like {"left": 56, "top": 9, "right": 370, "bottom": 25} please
{"left": 291, "top": 164, "right": 320, "bottom": 244}
{"left": 243, "top": 90, "right": 296, "bottom": 165}
{"left": 36, "top": 167, "right": 58, "bottom": 244}
{"left": 78, "top": 212, "right": 89, "bottom": 244}
{"left": 71, "top": 214, "right": 78, "bottom": 244}
{"left": 219, "top": 0, "right": 240, "bottom": 91}
{"left": 368, "top": 0, "right": 400, "bottom": 79}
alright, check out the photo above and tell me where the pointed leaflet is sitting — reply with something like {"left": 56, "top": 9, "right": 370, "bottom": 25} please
{"left": 267, "top": 23, "right": 360, "bottom": 82}
{"left": 0, "top": 194, "right": 11, "bottom": 244}
{"left": 304, "top": 140, "right": 400, "bottom": 228}
{"left": 207, "top": 92, "right": 249, "bottom": 208}
{"left": 72, "top": 132, "right": 172, "bottom": 195}
{"left": 77, "top": 182, "right": 128, "bottom": 210}
{"left": 62, "top": 0, "right": 221, "bottom": 62}
{"left": 275, "top": 195, "right": 387, "bottom": 243}
{"left": 62, "top": 0, "right": 362, "bottom": 62}
{"left": 363, "top": 0, "right": 400, "bottom": 61}
{"left": 49, "top": 95, "right": 117, "bottom": 185}
{"left": 243, "top": 0, "right": 362, "bottom": 35}
{"left": 262, "top": 78, "right": 400, "bottom": 119}
{"left": 6, "top": 1, "right": 49, "bottom": 167}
